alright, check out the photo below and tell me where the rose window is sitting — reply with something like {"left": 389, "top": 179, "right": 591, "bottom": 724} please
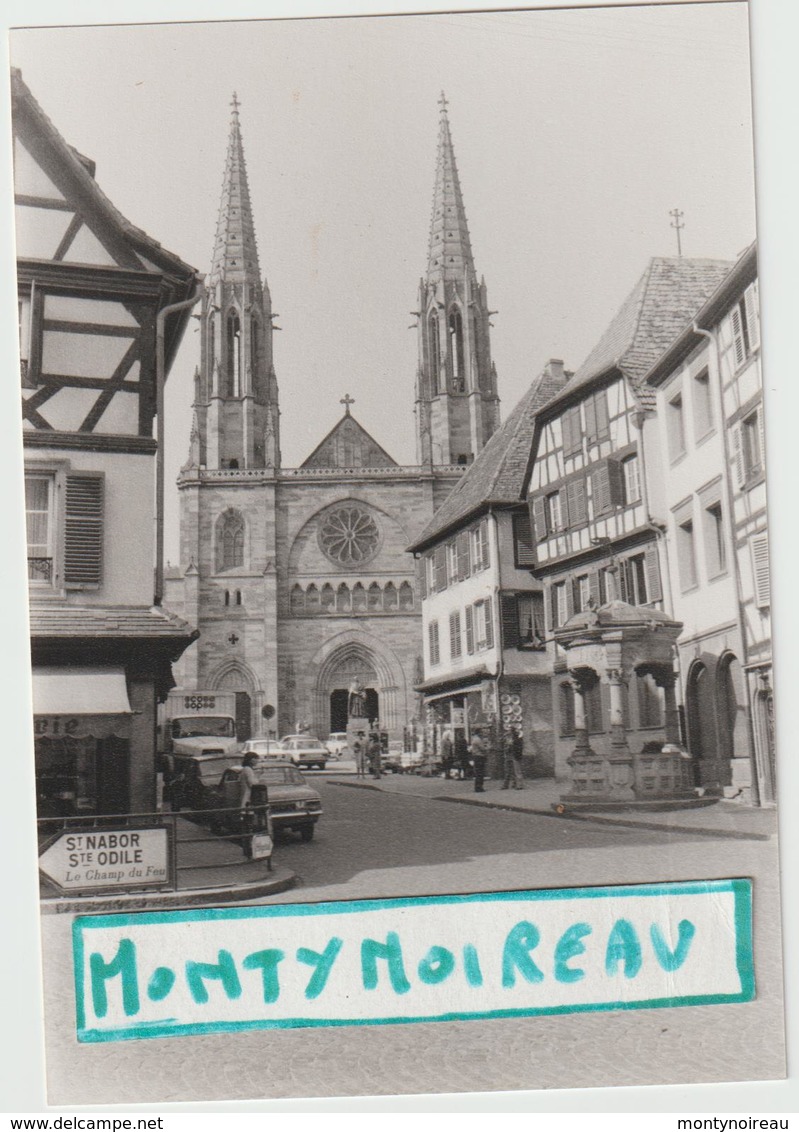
{"left": 319, "top": 507, "right": 380, "bottom": 567}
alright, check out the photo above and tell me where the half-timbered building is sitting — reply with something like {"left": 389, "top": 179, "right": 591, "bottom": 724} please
{"left": 644, "top": 243, "right": 772, "bottom": 805}
{"left": 408, "top": 360, "right": 568, "bottom": 774}
{"left": 14, "top": 69, "right": 198, "bottom": 817}
{"left": 526, "top": 257, "right": 732, "bottom": 783}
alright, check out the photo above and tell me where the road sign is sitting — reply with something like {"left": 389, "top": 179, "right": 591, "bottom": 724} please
{"left": 39, "top": 827, "right": 171, "bottom": 893}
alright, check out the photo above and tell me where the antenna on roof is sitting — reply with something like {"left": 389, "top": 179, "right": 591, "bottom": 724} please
{"left": 669, "top": 208, "right": 684, "bottom": 257}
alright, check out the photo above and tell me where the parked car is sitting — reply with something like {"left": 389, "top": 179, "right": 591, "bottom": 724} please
{"left": 166, "top": 750, "right": 243, "bottom": 812}
{"left": 382, "top": 750, "right": 424, "bottom": 774}
{"left": 279, "top": 735, "right": 329, "bottom": 770}
{"left": 239, "top": 737, "right": 286, "bottom": 759}
{"left": 209, "top": 760, "right": 323, "bottom": 841}
{"left": 325, "top": 732, "right": 349, "bottom": 759}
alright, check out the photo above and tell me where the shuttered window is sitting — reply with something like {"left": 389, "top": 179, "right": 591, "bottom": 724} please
{"left": 561, "top": 405, "right": 582, "bottom": 458}
{"left": 64, "top": 473, "right": 103, "bottom": 586}
{"left": 500, "top": 594, "right": 520, "bottom": 649}
{"left": 473, "top": 598, "right": 494, "bottom": 650}
{"left": 465, "top": 605, "right": 475, "bottom": 654}
{"left": 591, "top": 462, "right": 611, "bottom": 515}
{"left": 566, "top": 477, "right": 587, "bottom": 527}
{"left": 584, "top": 390, "right": 610, "bottom": 445}
{"left": 513, "top": 512, "right": 536, "bottom": 566}
{"left": 428, "top": 620, "right": 440, "bottom": 666}
{"left": 456, "top": 530, "right": 471, "bottom": 579}
{"left": 751, "top": 533, "right": 770, "bottom": 608}
{"left": 450, "top": 610, "right": 462, "bottom": 659}
{"left": 531, "top": 495, "right": 547, "bottom": 542}
{"left": 434, "top": 545, "right": 447, "bottom": 592}
{"left": 644, "top": 544, "right": 662, "bottom": 602}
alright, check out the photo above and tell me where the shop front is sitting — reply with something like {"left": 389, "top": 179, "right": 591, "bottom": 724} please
{"left": 33, "top": 667, "right": 133, "bottom": 818}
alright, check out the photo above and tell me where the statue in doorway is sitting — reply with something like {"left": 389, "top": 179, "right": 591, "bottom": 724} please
{"left": 348, "top": 678, "right": 368, "bottom": 720}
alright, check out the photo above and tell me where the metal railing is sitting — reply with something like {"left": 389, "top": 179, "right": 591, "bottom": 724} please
{"left": 28, "top": 556, "right": 53, "bottom": 581}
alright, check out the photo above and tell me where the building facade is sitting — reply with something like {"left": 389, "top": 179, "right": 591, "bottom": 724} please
{"left": 644, "top": 244, "right": 773, "bottom": 804}
{"left": 409, "top": 361, "right": 568, "bottom": 774}
{"left": 14, "top": 70, "right": 198, "bottom": 817}
{"left": 526, "top": 258, "right": 732, "bottom": 784}
{"left": 165, "top": 96, "right": 502, "bottom": 746}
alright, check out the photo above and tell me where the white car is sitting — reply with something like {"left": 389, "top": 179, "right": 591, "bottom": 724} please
{"left": 279, "top": 735, "right": 329, "bottom": 770}
{"left": 239, "top": 737, "right": 285, "bottom": 759}
{"left": 325, "top": 732, "right": 349, "bottom": 759}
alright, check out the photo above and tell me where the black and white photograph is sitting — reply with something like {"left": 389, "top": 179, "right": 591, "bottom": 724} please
{"left": 4, "top": 0, "right": 796, "bottom": 1112}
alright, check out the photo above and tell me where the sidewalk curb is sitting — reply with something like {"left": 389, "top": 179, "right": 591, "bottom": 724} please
{"left": 328, "top": 779, "right": 772, "bottom": 842}
{"left": 39, "top": 865, "right": 297, "bottom": 914}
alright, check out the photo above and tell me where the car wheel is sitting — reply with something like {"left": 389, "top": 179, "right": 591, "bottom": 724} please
{"left": 300, "top": 825, "right": 314, "bottom": 842}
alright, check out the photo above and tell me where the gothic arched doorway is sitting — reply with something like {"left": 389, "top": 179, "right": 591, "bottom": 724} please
{"left": 211, "top": 664, "right": 256, "bottom": 742}
{"left": 325, "top": 652, "right": 380, "bottom": 733}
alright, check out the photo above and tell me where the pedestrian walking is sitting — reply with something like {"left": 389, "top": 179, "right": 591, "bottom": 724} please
{"left": 454, "top": 730, "right": 471, "bottom": 779}
{"left": 502, "top": 726, "right": 525, "bottom": 790}
{"left": 368, "top": 732, "right": 383, "bottom": 778}
{"left": 469, "top": 728, "right": 488, "bottom": 793}
{"left": 440, "top": 727, "right": 455, "bottom": 779}
{"left": 353, "top": 732, "right": 367, "bottom": 778}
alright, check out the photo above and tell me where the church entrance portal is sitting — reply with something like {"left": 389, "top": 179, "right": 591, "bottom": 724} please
{"left": 329, "top": 687, "right": 379, "bottom": 732}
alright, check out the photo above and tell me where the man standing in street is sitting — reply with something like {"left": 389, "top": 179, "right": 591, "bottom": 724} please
{"left": 502, "top": 726, "right": 525, "bottom": 790}
{"left": 368, "top": 732, "right": 383, "bottom": 779}
{"left": 469, "top": 728, "right": 488, "bottom": 793}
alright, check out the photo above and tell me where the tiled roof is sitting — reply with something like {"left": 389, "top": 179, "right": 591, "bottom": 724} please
{"left": 409, "top": 364, "right": 568, "bottom": 551}
{"left": 543, "top": 257, "right": 733, "bottom": 413}
{"left": 29, "top": 605, "right": 197, "bottom": 640}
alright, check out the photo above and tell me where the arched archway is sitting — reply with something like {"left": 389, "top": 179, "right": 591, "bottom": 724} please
{"left": 209, "top": 660, "right": 259, "bottom": 742}
{"left": 686, "top": 659, "right": 719, "bottom": 790}
{"left": 309, "top": 633, "right": 406, "bottom": 741}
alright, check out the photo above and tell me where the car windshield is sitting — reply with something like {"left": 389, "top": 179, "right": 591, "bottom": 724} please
{"left": 173, "top": 717, "right": 235, "bottom": 738}
{"left": 184, "top": 756, "right": 239, "bottom": 782}
{"left": 255, "top": 766, "right": 306, "bottom": 785}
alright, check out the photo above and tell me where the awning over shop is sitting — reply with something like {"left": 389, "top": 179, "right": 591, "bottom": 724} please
{"left": 32, "top": 667, "right": 132, "bottom": 716}
{"left": 424, "top": 683, "right": 488, "bottom": 704}
{"left": 415, "top": 666, "right": 491, "bottom": 695}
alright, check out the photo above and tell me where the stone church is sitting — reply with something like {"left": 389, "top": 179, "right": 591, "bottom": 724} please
{"left": 165, "top": 95, "right": 502, "bottom": 744}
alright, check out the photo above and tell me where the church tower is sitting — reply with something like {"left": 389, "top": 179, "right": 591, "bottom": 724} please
{"left": 415, "top": 94, "right": 500, "bottom": 466}
{"left": 193, "top": 93, "right": 280, "bottom": 471}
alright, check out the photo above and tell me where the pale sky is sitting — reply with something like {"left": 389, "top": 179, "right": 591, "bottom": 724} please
{"left": 9, "top": 3, "right": 757, "bottom": 561}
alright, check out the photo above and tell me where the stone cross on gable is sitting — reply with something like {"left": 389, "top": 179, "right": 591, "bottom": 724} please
{"left": 340, "top": 394, "right": 355, "bottom": 415}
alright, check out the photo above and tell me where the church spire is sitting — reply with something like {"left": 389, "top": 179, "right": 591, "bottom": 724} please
{"left": 415, "top": 94, "right": 500, "bottom": 468}
{"left": 209, "top": 92, "right": 262, "bottom": 290}
{"left": 187, "top": 94, "right": 280, "bottom": 472}
{"left": 427, "top": 92, "right": 475, "bottom": 284}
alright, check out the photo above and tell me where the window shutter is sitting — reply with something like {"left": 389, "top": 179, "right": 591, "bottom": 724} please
{"left": 565, "top": 577, "right": 574, "bottom": 620}
{"left": 500, "top": 595, "right": 520, "bottom": 649}
{"left": 418, "top": 557, "right": 427, "bottom": 601}
{"left": 592, "top": 462, "right": 611, "bottom": 515}
{"left": 584, "top": 395, "right": 597, "bottom": 443}
{"left": 557, "top": 487, "right": 569, "bottom": 530}
{"left": 513, "top": 512, "right": 536, "bottom": 566}
{"left": 731, "top": 304, "right": 746, "bottom": 367}
{"left": 548, "top": 585, "right": 557, "bottom": 631}
{"left": 449, "top": 610, "right": 462, "bottom": 658}
{"left": 434, "top": 545, "right": 447, "bottom": 591}
{"left": 758, "top": 406, "right": 766, "bottom": 475}
{"left": 465, "top": 605, "right": 475, "bottom": 653}
{"left": 64, "top": 474, "right": 103, "bottom": 585}
{"left": 744, "top": 282, "right": 760, "bottom": 352}
{"left": 457, "top": 530, "right": 470, "bottom": 579}
{"left": 732, "top": 423, "right": 746, "bottom": 489}
{"left": 589, "top": 570, "right": 601, "bottom": 606}
{"left": 751, "top": 533, "right": 770, "bottom": 608}
{"left": 532, "top": 495, "right": 547, "bottom": 541}
{"left": 607, "top": 459, "right": 625, "bottom": 506}
{"left": 484, "top": 597, "right": 494, "bottom": 649}
{"left": 566, "top": 477, "right": 587, "bottom": 527}
{"left": 479, "top": 520, "right": 489, "bottom": 568}
{"left": 616, "top": 560, "right": 628, "bottom": 603}
{"left": 563, "top": 406, "right": 581, "bottom": 458}
{"left": 595, "top": 390, "right": 610, "bottom": 440}
{"left": 644, "top": 544, "right": 662, "bottom": 602}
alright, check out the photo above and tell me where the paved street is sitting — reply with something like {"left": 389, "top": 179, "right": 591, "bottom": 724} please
{"left": 41, "top": 781, "right": 785, "bottom": 1106}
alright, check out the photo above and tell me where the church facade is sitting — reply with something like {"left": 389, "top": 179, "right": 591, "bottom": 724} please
{"left": 164, "top": 95, "right": 502, "bottom": 745}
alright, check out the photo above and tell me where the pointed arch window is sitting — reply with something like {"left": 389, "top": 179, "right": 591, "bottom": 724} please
{"left": 368, "top": 582, "right": 382, "bottom": 611}
{"left": 321, "top": 583, "right": 335, "bottom": 613}
{"left": 306, "top": 584, "right": 320, "bottom": 614}
{"left": 428, "top": 312, "right": 441, "bottom": 392}
{"left": 449, "top": 308, "right": 465, "bottom": 392}
{"left": 290, "top": 585, "right": 305, "bottom": 615}
{"left": 250, "top": 316, "right": 259, "bottom": 371}
{"left": 336, "top": 583, "right": 352, "bottom": 613}
{"left": 208, "top": 318, "right": 216, "bottom": 376}
{"left": 383, "top": 582, "right": 398, "bottom": 612}
{"left": 216, "top": 510, "right": 245, "bottom": 572}
{"left": 399, "top": 581, "right": 414, "bottom": 610}
{"left": 226, "top": 309, "right": 242, "bottom": 397}
{"left": 352, "top": 582, "right": 367, "bottom": 612}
